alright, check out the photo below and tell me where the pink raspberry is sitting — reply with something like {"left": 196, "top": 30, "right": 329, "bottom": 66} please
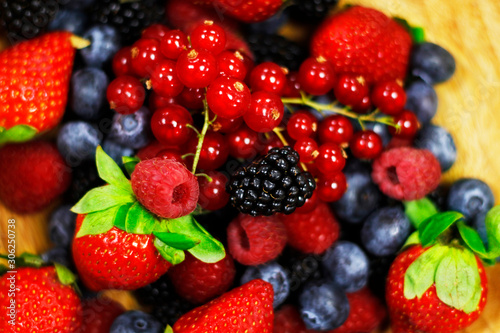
{"left": 227, "top": 213, "right": 287, "bottom": 266}
{"left": 371, "top": 147, "right": 441, "bottom": 201}
{"left": 131, "top": 158, "right": 199, "bottom": 218}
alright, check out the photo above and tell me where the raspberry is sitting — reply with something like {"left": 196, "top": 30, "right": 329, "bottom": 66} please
{"left": 168, "top": 253, "right": 236, "bottom": 304}
{"left": 227, "top": 213, "right": 287, "bottom": 266}
{"left": 279, "top": 201, "right": 340, "bottom": 254}
{"left": 0, "top": 141, "right": 71, "bottom": 213}
{"left": 274, "top": 305, "right": 313, "bottom": 333}
{"left": 371, "top": 147, "right": 441, "bottom": 201}
{"left": 131, "top": 158, "right": 199, "bottom": 218}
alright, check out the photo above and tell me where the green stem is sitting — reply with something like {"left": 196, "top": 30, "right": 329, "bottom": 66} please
{"left": 191, "top": 99, "right": 210, "bottom": 174}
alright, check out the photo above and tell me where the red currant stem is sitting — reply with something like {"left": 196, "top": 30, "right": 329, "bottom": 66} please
{"left": 358, "top": 118, "right": 366, "bottom": 131}
{"left": 209, "top": 114, "right": 217, "bottom": 125}
{"left": 186, "top": 123, "right": 201, "bottom": 137}
{"left": 191, "top": 99, "right": 210, "bottom": 174}
{"left": 195, "top": 173, "right": 213, "bottom": 182}
{"left": 181, "top": 153, "right": 195, "bottom": 159}
{"left": 272, "top": 127, "right": 309, "bottom": 172}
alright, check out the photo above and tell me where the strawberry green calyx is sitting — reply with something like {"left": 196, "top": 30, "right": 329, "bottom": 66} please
{"left": 393, "top": 17, "right": 426, "bottom": 43}
{"left": 403, "top": 197, "right": 439, "bottom": 228}
{"left": 0, "top": 125, "right": 38, "bottom": 146}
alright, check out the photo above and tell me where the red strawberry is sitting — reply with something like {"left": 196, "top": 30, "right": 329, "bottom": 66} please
{"left": 79, "top": 297, "right": 125, "bottom": 333}
{"left": 173, "top": 279, "right": 274, "bottom": 332}
{"left": 72, "top": 214, "right": 172, "bottom": 291}
{"left": 214, "top": 0, "right": 283, "bottom": 23}
{"left": 279, "top": 201, "right": 340, "bottom": 254}
{"left": 0, "top": 141, "right": 72, "bottom": 213}
{"left": 0, "top": 32, "right": 82, "bottom": 135}
{"left": 0, "top": 267, "right": 82, "bottom": 333}
{"left": 386, "top": 245, "right": 488, "bottom": 333}
{"left": 273, "top": 305, "right": 314, "bottom": 333}
{"left": 168, "top": 252, "right": 236, "bottom": 304}
{"left": 311, "top": 6, "right": 412, "bottom": 84}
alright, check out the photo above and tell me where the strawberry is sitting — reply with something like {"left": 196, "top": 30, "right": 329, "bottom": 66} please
{"left": 311, "top": 6, "right": 412, "bottom": 84}
{"left": 79, "top": 297, "right": 125, "bottom": 333}
{"left": 0, "top": 266, "right": 82, "bottom": 333}
{"left": 173, "top": 279, "right": 274, "bottom": 332}
{"left": 214, "top": 0, "right": 283, "bottom": 23}
{"left": 0, "top": 32, "right": 85, "bottom": 140}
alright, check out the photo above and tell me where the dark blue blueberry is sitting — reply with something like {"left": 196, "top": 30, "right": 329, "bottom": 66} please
{"left": 80, "top": 24, "right": 121, "bottom": 68}
{"left": 110, "top": 311, "right": 163, "bottom": 333}
{"left": 48, "top": 205, "right": 76, "bottom": 247}
{"left": 48, "top": 9, "right": 88, "bottom": 35}
{"left": 240, "top": 262, "right": 290, "bottom": 308}
{"left": 322, "top": 241, "right": 369, "bottom": 292}
{"left": 472, "top": 211, "right": 488, "bottom": 245}
{"left": 66, "top": 160, "right": 104, "bottom": 204}
{"left": 361, "top": 206, "right": 412, "bottom": 256}
{"left": 109, "top": 106, "right": 151, "bottom": 149}
{"left": 410, "top": 42, "right": 456, "bottom": 84}
{"left": 70, "top": 68, "right": 109, "bottom": 120}
{"left": 331, "top": 160, "right": 382, "bottom": 224}
{"left": 414, "top": 124, "right": 457, "bottom": 171}
{"left": 102, "top": 139, "right": 135, "bottom": 166}
{"left": 246, "top": 11, "right": 289, "bottom": 34}
{"left": 364, "top": 122, "right": 391, "bottom": 147}
{"left": 447, "top": 178, "right": 495, "bottom": 220}
{"left": 299, "top": 279, "right": 349, "bottom": 330}
{"left": 404, "top": 79, "right": 438, "bottom": 124}
{"left": 64, "top": 0, "right": 97, "bottom": 10}
{"left": 57, "top": 121, "right": 102, "bottom": 166}
{"left": 40, "top": 247, "right": 72, "bottom": 268}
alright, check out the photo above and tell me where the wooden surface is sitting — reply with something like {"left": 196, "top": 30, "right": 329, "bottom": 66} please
{"left": 1, "top": 0, "right": 500, "bottom": 331}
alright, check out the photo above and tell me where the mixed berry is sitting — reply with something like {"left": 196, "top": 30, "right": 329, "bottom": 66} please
{"left": 0, "top": 1, "right": 499, "bottom": 333}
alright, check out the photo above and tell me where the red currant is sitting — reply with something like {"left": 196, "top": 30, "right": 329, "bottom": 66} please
{"left": 176, "top": 49, "right": 218, "bottom": 88}
{"left": 286, "top": 110, "right": 317, "bottom": 140}
{"left": 210, "top": 111, "right": 243, "bottom": 133}
{"left": 107, "top": 75, "right": 145, "bottom": 115}
{"left": 317, "top": 172, "right": 347, "bottom": 202}
{"left": 352, "top": 95, "right": 373, "bottom": 114}
{"left": 258, "top": 132, "right": 284, "bottom": 155}
{"left": 185, "top": 130, "right": 229, "bottom": 170}
{"left": 226, "top": 124, "right": 259, "bottom": 159}
{"left": 142, "top": 24, "right": 170, "bottom": 41}
{"left": 294, "top": 137, "right": 319, "bottom": 163}
{"left": 350, "top": 130, "right": 383, "bottom": 160}
{"left": 190, "top": 20, "right": 226, "bottom": 55}
{"left": 151, "top": 105, "right": 194, "bottom": 145}
{"left": 249, "top": 62, "right": 287, "bottom": 95}
{"left": 298, "top": 57, "right": 336, "bottom": 96}
{"left": 197, "top": 171, "right": 230, "bottom": 211}
{"left": 130, "top": 38, "right": 164, "bottom": 78}
{"left": 156, "top": 148, "right": 185, "bottom": 165}
{"left": 315, "top": 143, "right": 345, "bottom": 174}
{"left": 318, "top": 115, "right": 354, "bottom": 146}
{"left": 294, "top": 189, "right": 318, "bottom": 214}
{"left": 112, "top": 46, "right": 133, "bottom": 77}
{"left": 389, "top": 110, "right": 420, "bottom": 139}
{"left": 282, "top": 71, "right": 302, "bottom": 98}
{"left": 371, "top": 80, "right": 406, "bottom": 116}
{"left": 149, "top": 91, "right": 177, "bottom": 111}
{"left": 216, "top": 50, "right": 247, "bottom": 80}
{"left": 178, "top": 87, "right": 205, "bottom": 110}
{"left": 334, "top": 74, "right": 369, "bottom": 107}
{"left": 206, "top": 76, "right": 251, "bottom": 119}
{"left": 160, "top": 29, "right": 189, "bottom": 60}
{"left": 244, "top": 91, "right": 284, "bottom": 133}
{"left": 149, "top": 59, "right": 184, "bottom": 98}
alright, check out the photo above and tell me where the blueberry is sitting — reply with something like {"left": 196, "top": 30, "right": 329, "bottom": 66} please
{"left": 66, "top": 160, "right": 104, "bottom": 204}
{"left": 404, "top": 79, "right": 438, "bottom": 124}
{"left": 410, "top": 42, "right": 456, "bottom": 84}
{"left": 299, "top": 279, "right": 349, "bottom": 330}
{"left": 70, "top": 68, "right": 109, "bottom": 120}
{"left": 331, "top": 160, "right": 382, "bottom": 224}
{"left": 322, "top": 241, "right": 369, "bottom": 292}
{"left": 110, "top": 311, "right": 163, "bottom": 333}
{"left": 80, "top": 24, "right": 121, "bottom": 68}
{"left": 102, "top": 139, "right": 135, "bottom": 166}
{"left": 246, "top": 11, "right": 289, "bottom": 35}
{"left": 414, "top": 124, "right": 457, "bottom": 171}
{"left": 48, "top": 9, "right": 88, "bottom": 35}
{"left": 57, "top": 121, "right": 102, "bottom": 166}
{"left": 361, "top": 206, "right": 412, "bottom": 256}
{"left": 472, "top": 211, "right": 488, "bottom": 245}
{"left": 48, "top": 205, "right": 76, "bottom": 247}
{"left": 40, "top": 247, "right": 72, "bottom": 268}
{"left": 240, "top": 262, "right": 290, "bottom": 308}
{"left": 447, "top": 178, "right": 495, "bottom": 220}
{"left": 109, "top": 106, "right": 151, "bottom": 149}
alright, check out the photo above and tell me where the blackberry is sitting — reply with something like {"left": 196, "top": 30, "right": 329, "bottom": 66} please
{"left": 290, "top": 0, "right": 339, "bottom": 22}
{"left": 247, "top": 33, "right": 306, "bottom": 71}
{"left": 0, "top": 0, "right": 59, "bottom": 43}
{"left": 90, "top": 0, "right": 165, "bottom": 45}
{"left": 227, "top": 147, "right": 316, "bottom": 216}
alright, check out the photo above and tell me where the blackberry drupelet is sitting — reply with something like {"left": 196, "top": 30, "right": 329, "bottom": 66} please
{"left": 290, "top": 0, "right": 339, "bottom": 22}
{"left": 227, "top": 146, "right": 316, "bottom": 216}
{"left": 247, "top": 33, "right": 306, "bottom": 71}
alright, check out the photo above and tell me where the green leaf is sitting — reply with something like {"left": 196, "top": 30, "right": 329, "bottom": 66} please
{"left": 457, "top": 221, "right": 488, "bottom": 257}
{"left": 404, "top": 244, "right": 448, "bottom": 299}
{"left": 71, "top": 185, "right": 135, "bottom": 214}
{"left": 96, "top": 146, "right": 133, "bottom": 193}
{"left": 18, "top": 253, "right": 44, "bottom": 267}
{"left": 0, "top": 125, "right": 38, "bottom": 145}
{"left": 401, "top": 231, "right": 421, "bottom": 250}
{"left": 164, "top": 325, "right": 174, "bottom": 333}
{"left": 435, "top": 247, "right": 481, "bottom": 313}
{"left": 76, "top": 206, "right": 120, "bottom": 238}
{"left": 419, "top": 211, "right": 464, "bottom": 246}
{"left": 154, "top": 238, "right": 185, "bottom": 265}
{"left": 411, "top": 27, "right": 426, "bottom": 43}
{"left": 153, "top": 232, "right": 200, "bottom": 250}
{"left": 125, "top": 202, "right": 157, "bottom": 234}
{"left": 113, "top": 203, "right": 133, "bottom": 231}
{"left": 54, "top": 263, "right": 77, "bottom": 285}
{"left": 404, "top": 198, "right": 439, "bottom": 228}
{"left": 486, "top": 206, "right": 500, "bottom": 257}
{"left": 123, "top": 156, "right": 140, "bottom": 177}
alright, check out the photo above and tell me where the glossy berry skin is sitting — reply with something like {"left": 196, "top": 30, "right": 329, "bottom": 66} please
{"left": 190, "top": 21, "right": 226, "bottom": 55}
{"left": 250, "top": 61, "right": 287, "bottom": 95}
{"left": 142, "top": 24, "right": 170, "bottom": 41}
{"left": 49, "top": 205, "right": 76, "bottom": 247}
{"left": 57, "top": 121, "right": 102, "bottom": 164}
{"left": 168, "top": 253, "right": 236, "bottom": 304}
{"left": 318, "top": 115, "right": 353, "bottom": 146}
{"left": 410, "top": 42, "right": 456, "bottom": 84}
{"left": 186, "top": 131, "right": 229, "bottom": 170}
{"left": 151, "top": 105, "right": 193, "bottom": 145}
{"left": 70, "top": 68, "right": 109, "bottom": 120}
{"left": 107, "top": 75, "right": 146, "bottom": 115}
{"left": 350, "top": 130, "right": 383, "bottom": 160}
{"left": 447, "top": 178, "right": 495, "bottom": 220}
{"left": 334, "top": 74, "right": 369, "bottom": 107}
{"left": 216, "top": 50, "right": 248, "bottom": 80}
{"left": 241, "top": 261, "right": 290, "bottom": 308}
{"left": 160, "top": 29, "right": 189, "bottom": 60}
{"left": 112, "top": 46, "right": 133, "bottom": 77}
{"left": 405, "top": 79, "right": 438, "bottom": 124}
{"left": 210, "top": 111, "right": 243, "bottom": 133}
{"left": 109, "top": 106, "right": 151, "bottom": 150}
{"left": 198, "top": 171, "right": 230, "bottom": 211}
{"left": 81, "top": 25, "right": 121, "bottom": 68}
{"left": 150, "top": 59, "right": 184, "bottom": 98}
{"left": 156, "top": 148, "right": 185, "bottom": 165}
{"left": 371, "top": 81, "right": 406, "bottom": 116}
{"left": 415, "top": 124, "right": 457, "bottom": 171}
{"left": 149, "top": 91, "right": 176, "bottom": 111}
{"left": 130, "top": 38, "right": 164, "bottom": 78}
{"left": 258, "top": 132, "right": 284, "bottom": 155}
{"left": 298, "top": 57, "right": 336, "bottom": 96}
{"left": 282, "top": 71, "right": 302, "bottom": 98}
{"left": 294, "top": 137, "right": 319, "bottom": 163}
{"left": 317, "top": 172, "right": 347, "bottom": 202}
{"left": 178, "top": 87, "right": 205, "bottom": 109}
{"left": 110, "top": 311, "right": 163, "bottom": 333}
{"left": 207, "top": 76, "right": 251, "bottom": 119}
{"left": 287, "top": 111, "right": 318, "bottom": 140}
{"left": 244, "top": 91, "right": 284, "bottom": 132}
{"left": 176, "top": 49, "right": 218, "bottom": 88}
{"left": 389, "top": 110, "right": 420, "bottom": 140}
{"left": 315, "top": 143, "right": 345, "bottom": 174}
{"left": 213, "top": 0, "right": 283, "bottom": 23}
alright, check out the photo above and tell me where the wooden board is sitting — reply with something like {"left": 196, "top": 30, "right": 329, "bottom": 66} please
{"left": 1, "top": 0, "right": 500, "bottom": 331}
